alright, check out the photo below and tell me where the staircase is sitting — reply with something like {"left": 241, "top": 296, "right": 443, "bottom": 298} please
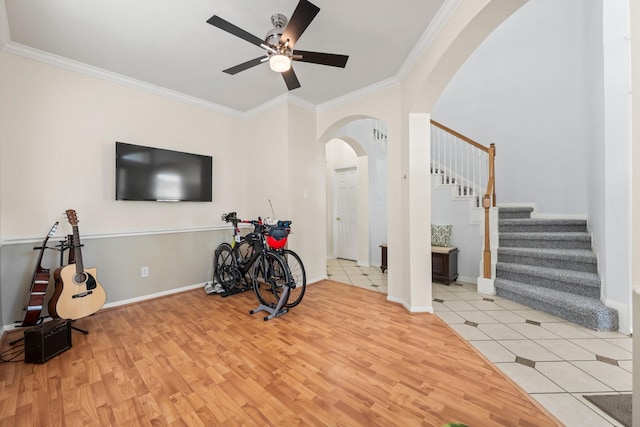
{"left": 494, "top": 206, "right": 619, "bottom": 331}
{"left": 431, "top": 169, "right": 481, "bottom": 209}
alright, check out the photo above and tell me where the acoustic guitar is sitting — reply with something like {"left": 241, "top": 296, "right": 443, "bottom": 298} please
{"left": 48, "top": 210, "right": 107, "bottom": 320}
{"left": 20, "top": 222, "right": 58, "bottom": 326}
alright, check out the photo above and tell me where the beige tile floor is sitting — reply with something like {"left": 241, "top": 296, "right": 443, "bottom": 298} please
{"left": 327, "top": 259, "right": 632, "bottom": 427}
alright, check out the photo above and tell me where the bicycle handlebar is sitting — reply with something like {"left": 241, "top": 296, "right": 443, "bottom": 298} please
{"left": 221, "top": 212, "right": 292, "bottom": 232}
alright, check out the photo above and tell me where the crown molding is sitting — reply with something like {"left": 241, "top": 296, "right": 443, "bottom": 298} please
{"left": 286, "top": 94, "right": 318, "bottom": 112}
{"left": 0, "top": 0, "right": 455, "bottom": 119}
{"left": 397, "top": 0, "right": 462, "bottom": 80}
{"left": 0, "top": 0, "right": 9, "bottom": 48}
{"left": 316, "top": 76, "right": 400, "bottom": 112}
{"left": 241, "top": 93, "right": 317, "bottom": 118}
{"left": 2, "top": 41, "right": 244, "bottom": 118}
{"left": 241, "top": 93, "right": 289, "bottom": 118}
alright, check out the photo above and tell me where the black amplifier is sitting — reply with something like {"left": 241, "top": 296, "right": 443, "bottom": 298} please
{"left": 24, "top": 318, "right": 72, "bottom": 364}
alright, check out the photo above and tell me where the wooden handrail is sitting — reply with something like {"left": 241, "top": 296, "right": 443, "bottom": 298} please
{"left": 430, "top": 119, "right": 489, "bottom": 153}
{"left": 431, "top": 120, "right": 496, "bottom": 279}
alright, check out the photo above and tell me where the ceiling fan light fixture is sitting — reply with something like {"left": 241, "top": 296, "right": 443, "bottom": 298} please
{"left": 269, "top": 54, "right": 291, "bottom": 72}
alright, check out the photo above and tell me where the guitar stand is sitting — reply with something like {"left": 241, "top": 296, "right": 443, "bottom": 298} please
{"left": 9, "top": 335, "right": 24, "bottom": 346}
{"left": 53, "top": 238, "right": 91, "bottom": 336}
{"left": 249, "top": 285, "right": 290, "bottom": 321}
{"left": 71, "top": 322, "right": 89, "bottom": 335}
{"left": 15, "top": 232, "right": 93, "bottom": 347}
{"left": 53, "top": 239, "right": 83, "bottom": 265}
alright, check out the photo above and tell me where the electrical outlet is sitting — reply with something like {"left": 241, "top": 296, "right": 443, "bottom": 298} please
{"left": 141, "top": 266, "right": 149, "bottom": 277}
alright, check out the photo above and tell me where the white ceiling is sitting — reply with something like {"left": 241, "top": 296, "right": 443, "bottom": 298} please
{"left": 2, "top": 0, "right": 446, "bottom": 112}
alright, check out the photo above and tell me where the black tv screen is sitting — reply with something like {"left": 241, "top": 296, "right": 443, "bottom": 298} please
{"left": 116, "top": 142, "right": 213, "bottom": 202}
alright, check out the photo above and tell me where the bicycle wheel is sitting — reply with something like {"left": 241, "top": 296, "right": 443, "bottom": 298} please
{"left": 213, "top": 242, "right": 237, "bottom": 290}
{"left": 277, "top": 249, "right": 306, "bottom": 308}
{"left": 252, "top": 251, "right": 290, "bottom": 308}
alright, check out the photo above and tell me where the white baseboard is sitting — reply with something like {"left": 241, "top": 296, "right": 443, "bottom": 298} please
{"left": 456, "top": 275, "right": 476, "bottom": 284}
{"left": 2, "top": 282, "right": 207, "bottom": 333}
{"left": 386, "top": 295, "right": 434, "bottom": 313}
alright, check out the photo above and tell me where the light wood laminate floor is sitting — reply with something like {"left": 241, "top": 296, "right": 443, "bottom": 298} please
{"left": 0, "top": 280, "right": 559, "bottom": 426}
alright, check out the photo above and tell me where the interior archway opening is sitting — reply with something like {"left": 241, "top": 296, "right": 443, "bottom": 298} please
{"left": 324, "top": 118, "right": 388, "bottom": 294}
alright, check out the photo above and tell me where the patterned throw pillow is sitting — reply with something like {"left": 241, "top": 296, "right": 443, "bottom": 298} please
{"left": 431, "top": 224, "right": 452, "bottom": 247}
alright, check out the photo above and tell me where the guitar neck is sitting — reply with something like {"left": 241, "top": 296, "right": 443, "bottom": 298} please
{"left": 72, "top": 225, "right": 84, "bottom": 272}
{"left": 66, "top": 234, "right": 75, "bottom": 264}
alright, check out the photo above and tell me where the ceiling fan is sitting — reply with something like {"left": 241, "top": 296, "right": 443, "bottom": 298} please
{"left": 207, "top": 0, "right": 349, "bottom": 91}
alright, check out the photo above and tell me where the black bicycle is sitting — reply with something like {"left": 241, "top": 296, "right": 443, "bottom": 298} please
{"left": 212, "top": 212, "right": 255, "bottom": 296}
{"left": 214, "top": 213, "right": 293, "bottom": 314}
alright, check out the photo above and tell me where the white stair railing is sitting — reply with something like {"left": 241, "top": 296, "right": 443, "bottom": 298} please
{"left": 430, "top": 120, "right": 496, "bottom": 279}
{"left": 430, "top": 123, "right": 489, "bottom": 205}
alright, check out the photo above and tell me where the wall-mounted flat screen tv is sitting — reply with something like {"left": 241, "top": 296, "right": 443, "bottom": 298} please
{"left": 116, "top": 142, "right": 213, "bottom": 202}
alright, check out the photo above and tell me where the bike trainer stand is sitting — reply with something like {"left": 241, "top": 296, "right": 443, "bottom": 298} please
{"left": 249, "top": 286, "right": 290, "bottom": 321}
{"left": 219, "top": 284, "right": 252, "bottom": 298}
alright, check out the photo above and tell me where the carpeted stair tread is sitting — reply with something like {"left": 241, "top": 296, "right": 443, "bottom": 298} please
{"left": 497, "top": 247, "right": 596, "bottom": 263}
{"left": 500, "top": 232, "right": 592, "bottom": 249}
{"left": 497, "top": 247, "right": 597, "bottom": 273}
{"left": 499, "top": 218, "right": 586, "bottom": 226}
{"left": 495, "top": 279, "right": 618, "bottom": 331}
{"left": 500, "top": 232, "right": 590, "bottom": 240}
{"left": 499, "top": 208, "right": 534, "bottom": 219}
{"left": 496, "top": 262, "right": 600, "bottom": 290}
{"left": 499, "top": 207, "right": 534, "bottom": 214}
{"left": 499, "top": 218, "right": 587, "bottom": 233}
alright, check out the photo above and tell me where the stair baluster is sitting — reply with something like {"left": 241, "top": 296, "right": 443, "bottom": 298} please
{"left": 430, "top": 120, "right": 496, "bottom": 277}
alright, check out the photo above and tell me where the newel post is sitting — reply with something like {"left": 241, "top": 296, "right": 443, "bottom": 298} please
{"left": 483, "top": 143, "right": 496, "bottom": 279}
{"left": 482, "top": 195, "right": 492, "bottom": 279}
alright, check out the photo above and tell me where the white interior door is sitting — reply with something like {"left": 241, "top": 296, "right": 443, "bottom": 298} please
{"left": 335, "top": 168, "right": 358, "bottom": 260}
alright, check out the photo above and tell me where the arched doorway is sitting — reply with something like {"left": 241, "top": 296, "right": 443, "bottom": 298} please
{"left": 325, "top": 119, "right": 388, "bottom": 293}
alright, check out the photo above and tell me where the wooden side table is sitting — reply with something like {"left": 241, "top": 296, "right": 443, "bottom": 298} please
{"left": 380, "top": 244, "right": 387, "bottom": 272}
{"left": 431, "top": 246, "right": 458, "bottom": 285}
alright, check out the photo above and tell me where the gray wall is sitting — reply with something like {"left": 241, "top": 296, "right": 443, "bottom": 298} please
{"left": 433, "top": 0, "right": 594, "bottom": 216}
{"left": 1, "top": 229, "right": 230, "bottom": 327}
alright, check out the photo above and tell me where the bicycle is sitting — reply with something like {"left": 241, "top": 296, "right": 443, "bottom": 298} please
{"left": 214, "top": 212, "right": 292, "bottom": 320}
{"left": 263, "top": 220, "right": 306, "bottom": 308}
{"left": 212, "top": 212, "right": 256, "bottom": 296}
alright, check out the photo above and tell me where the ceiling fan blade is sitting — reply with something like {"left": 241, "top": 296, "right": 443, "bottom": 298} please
{"left": 280, "top": 0, "right": 320, "bottom": 48}
{"left": 223, "top": 56, "right": 268, "bottom": 75}
{"left": 282, "top": 68, "right": 301, "bottom": 91}
{"left": 207, "top": 15, "right": 264, "bottom": 48}
{"left": 292, "top": 50, "right": 349, "bottom": 68}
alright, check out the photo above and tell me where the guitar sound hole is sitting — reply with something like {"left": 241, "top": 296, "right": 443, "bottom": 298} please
{"left": 72, "top": 272, "right": 97, "bottom": 290}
